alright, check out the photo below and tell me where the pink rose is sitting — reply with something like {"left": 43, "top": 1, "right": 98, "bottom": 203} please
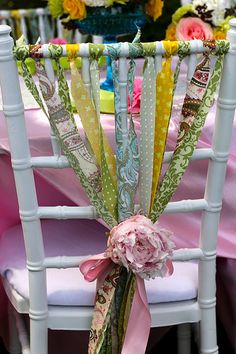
{"left": 106, "top": 215, "right": 175, "bottom": 280}
{"left": 128, "top": 78, "right": 142, "bottom": 114}
{"left": 48, "top": 37, "right": 68, "bottom": 45}
{"left": 176, "top": 17, "right": 214, "bottom": 40}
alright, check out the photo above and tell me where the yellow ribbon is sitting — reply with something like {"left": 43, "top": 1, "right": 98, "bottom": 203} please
{"left": 100, "top": 89, "right": 115, "bottom": 114}
{"left": 11, "top": 10, "right": 22, "bottom": 39}
{"left": 69, "top": 55, "right": 117, "bottom": 216}
{"left": 150, "top": 41, "right": 179, "bottom": 211}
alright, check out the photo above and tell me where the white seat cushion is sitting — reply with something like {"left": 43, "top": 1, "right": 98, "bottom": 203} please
{"left": 0, "top": 220, "right": 198, "bottom": 306}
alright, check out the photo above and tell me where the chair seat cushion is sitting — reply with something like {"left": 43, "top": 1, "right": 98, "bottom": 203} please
{"left": 0, "top": 220, "right": 198, "bottom": 306}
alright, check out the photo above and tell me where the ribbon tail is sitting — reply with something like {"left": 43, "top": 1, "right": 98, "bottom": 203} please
{"left": 121, "top": 277, "right": 151, "bottom": 354}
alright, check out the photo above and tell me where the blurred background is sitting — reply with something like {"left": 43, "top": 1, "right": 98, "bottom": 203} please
{"left": 0, "top": 0, "right": 181, "bottom": 41}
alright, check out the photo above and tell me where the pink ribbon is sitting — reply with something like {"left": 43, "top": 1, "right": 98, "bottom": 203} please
{"left": 122, "top": 276, "right": 151, "bottom": 354}
{"left": 80, "top": 255, "right": 151, "bottom": 354}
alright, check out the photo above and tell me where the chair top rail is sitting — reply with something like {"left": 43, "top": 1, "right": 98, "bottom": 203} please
{"left": 23, "top": 40, "right": 221, "bottom": 59}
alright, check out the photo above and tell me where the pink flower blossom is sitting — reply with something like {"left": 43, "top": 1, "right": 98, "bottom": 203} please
{"left": 48, "top": 37, "right": 68, "bottom": 45}
{"left": 128, "top": 78, "right": 142, "bottom": 114}
{"left": 106, "top": 215, "right": 175, "bottom": 280}
{"left": 176, "top": 17, "right": 214, "bottom": 41}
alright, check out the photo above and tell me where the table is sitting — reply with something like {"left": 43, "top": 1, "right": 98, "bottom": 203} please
{"left": 0, "top": 70, "right": 235, "bottom": 351}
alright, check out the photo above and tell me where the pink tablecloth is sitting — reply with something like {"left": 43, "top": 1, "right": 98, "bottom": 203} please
{"left": 0, "top": 100, "right": 236, "bottom": 349}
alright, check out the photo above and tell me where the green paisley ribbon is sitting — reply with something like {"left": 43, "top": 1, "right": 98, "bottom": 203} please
{"left": 48, "top": 44, "right": 75, "bottom": 122}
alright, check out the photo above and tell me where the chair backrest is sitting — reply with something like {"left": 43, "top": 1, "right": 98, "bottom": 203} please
{"left": 0, "top": 8, "right": 63, "bottom": 43}
{"left": 0, "top": 21, "right": 236, "bottom": 352}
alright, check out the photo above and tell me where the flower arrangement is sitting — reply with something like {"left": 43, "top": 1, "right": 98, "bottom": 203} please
{"left": 48, "top": 0, "right": 164, "bottom": 23}
{"left": 105, "top": 214, "right": 174, "bottom": 280}
{"left": 166, "top": 0, "right": 236, "bottom": 41}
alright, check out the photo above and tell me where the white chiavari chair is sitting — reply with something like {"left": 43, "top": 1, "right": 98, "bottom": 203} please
{"left": 0, "top": 19, "right": 236, "bottom": 354}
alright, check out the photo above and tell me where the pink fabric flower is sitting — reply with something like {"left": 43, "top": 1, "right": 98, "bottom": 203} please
{"left": 106, "top": 215, "right": 175, "bottom": 280}
{"left": 48, "top": 37, "right": 68, "bottom": 45}
{"left": 176, "top": 17, "right": 214, "bottom": 40}
{"left": 128, "top": 78, "right": 142, "bottom": 114}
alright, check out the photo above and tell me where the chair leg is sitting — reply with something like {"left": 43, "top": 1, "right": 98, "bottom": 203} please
{"left": 30, "top": 317, "right": 48, "bottom": 354}
{"left": 8, "top": 303, "right": 22, "bottom": 354}
{"left": 199, "top": 308, "right": 218, "bottom": 354}
{"left": 177, "top": 323, "right": 191, "bottom": 354}
{"left": 15, "top": 314, "right": 30, "bottom": 354}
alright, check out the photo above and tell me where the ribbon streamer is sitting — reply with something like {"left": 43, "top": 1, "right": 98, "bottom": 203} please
{"left": 150, "top": 41, "right": 179, "bottom": 211}
{"left": 108, "top": 44, "right": 139, "bottom": 223}
{"left": 80, "top": 257, "right": 150, "bottom": 354}
{"left": 139, "top": 56, "right": 156, "bottom": 215}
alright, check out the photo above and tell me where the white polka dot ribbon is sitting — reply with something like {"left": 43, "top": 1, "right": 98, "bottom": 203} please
{"left": 139, "top": 57, "right": 156, "bottom": 215}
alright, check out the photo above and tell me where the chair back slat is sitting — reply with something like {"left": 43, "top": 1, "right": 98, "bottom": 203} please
{"left": 187, "top": 53, "right": 198, "bottom": 82}
{"left": 81, "top": 56, "right": 92, "bottom": 94}
{"left": 19, "top": 14, "right": 28, "bottom": 42}
{"left": 56, "top": 19, "right": 63, "bottom": 39}
{"left": 154, "top": 54, "right": 162, "bottom": 73}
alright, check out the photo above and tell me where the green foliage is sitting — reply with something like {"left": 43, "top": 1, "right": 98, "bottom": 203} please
{"left": 1, "top": 0, "right": 180, "bottom": 41}
{"left": 141, "top": 0, "right": 181, "bottom": 41}
{"left": 119, "top": 0, "right": 181, "bottom": 42}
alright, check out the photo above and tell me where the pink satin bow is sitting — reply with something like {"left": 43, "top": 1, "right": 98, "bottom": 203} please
{"left": 80, "top": 254, "right": 151, "bottom": 354}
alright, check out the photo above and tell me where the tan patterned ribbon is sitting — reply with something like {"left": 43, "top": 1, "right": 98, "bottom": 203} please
{"left": 36, "top": 62, "right": 117, "bottom": 229}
